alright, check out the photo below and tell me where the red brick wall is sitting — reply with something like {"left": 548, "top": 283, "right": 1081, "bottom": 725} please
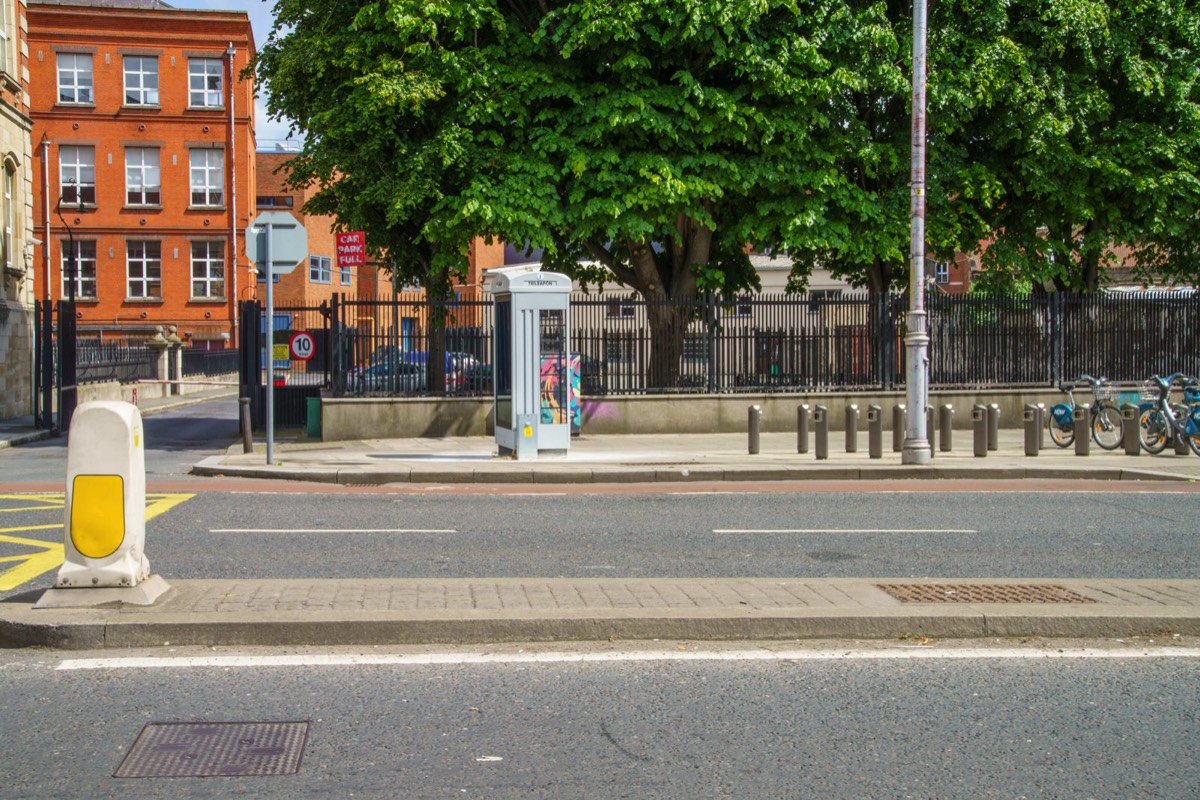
{"left": 29, "top": 4, "right": 256, "bottom": 347}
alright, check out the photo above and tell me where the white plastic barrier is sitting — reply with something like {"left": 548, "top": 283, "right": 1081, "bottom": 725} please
{"left": 57, "top": 401, "right": 149, "bottom": 588}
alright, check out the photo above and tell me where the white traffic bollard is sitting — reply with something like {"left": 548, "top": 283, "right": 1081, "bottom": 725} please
{"left": 40, "top": 401, "right": 168, "bottom": 606}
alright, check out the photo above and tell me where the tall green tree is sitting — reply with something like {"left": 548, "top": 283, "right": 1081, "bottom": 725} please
{"left": 257, "top": 0, "right": 888, "bottom": 388}
{"left": 936, "top": 0, "right": 1200, "bottom": 292}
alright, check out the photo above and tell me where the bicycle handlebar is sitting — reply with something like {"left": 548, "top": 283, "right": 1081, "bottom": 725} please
{"left": 1147, "top": 373, "right": 1198, "bottom": 399}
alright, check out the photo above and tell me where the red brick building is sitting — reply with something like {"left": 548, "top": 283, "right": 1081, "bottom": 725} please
{"left": 28, "top": 0, "right": 255, "bottom": 348}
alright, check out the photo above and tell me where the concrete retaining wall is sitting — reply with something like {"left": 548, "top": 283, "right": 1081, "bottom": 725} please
{"left": 78, "top": 374, "right": 238, "bottom": 408}
{"left": 319, "top": 388, "right": 1089, "bottom": 441}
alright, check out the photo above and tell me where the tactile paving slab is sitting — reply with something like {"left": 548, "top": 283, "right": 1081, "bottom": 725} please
{"left": 114, "top": 721, "right": 309, "bottom": 778}
{"left": 878, "top": 584, "right": 1096, "bottom": 604}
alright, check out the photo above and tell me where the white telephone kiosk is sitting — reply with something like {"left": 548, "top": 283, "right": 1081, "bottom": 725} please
{"left": 490, "top": 270, "right": 572, "bottom": 459}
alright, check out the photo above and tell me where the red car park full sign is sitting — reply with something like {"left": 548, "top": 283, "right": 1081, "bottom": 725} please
{"left": 336, "top": 232, "right": 366, "bottom": 267}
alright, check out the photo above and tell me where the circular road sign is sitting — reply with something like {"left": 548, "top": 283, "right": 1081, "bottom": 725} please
{"left": 289, "top": 331, "right": 316, "bottom": 361}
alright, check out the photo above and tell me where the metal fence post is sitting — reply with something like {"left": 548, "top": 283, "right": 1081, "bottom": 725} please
{"left": 797, "top": 404, "right": 810, "bottom": 454}
{"left": 814, "top": 405, "right": 828, "bottom": 460}
{"left": 1121, "top": 404, "right": 1140, "bottom": 456}
{"left": 972, "top": 404, "right": 987, "bottom": 457}
{"left": 987, "top": 403, "right": 1000, "bottom": 451}
{"left": 867, "top": 404, "right": 882, "bottom": 459}
{"left": 845, "top": 404, "right": 859, "bottom": 453}
{"left": 1173, "top": 427, "right": 1190, "bottom": 455}
{"left": 1024, "top": 404, "right": 1040, "bottom": 456}
{"left": 892, "top": 404, "right": 905, "bottom": 452}
{"left": 939, "top": 404, "right": 953, "bottom": 452}
{"left": 748, "top": 404, "right": 761, "bottom": 455}
{"left": 1073, "top": 405, "right": 1090, "bottom": 456}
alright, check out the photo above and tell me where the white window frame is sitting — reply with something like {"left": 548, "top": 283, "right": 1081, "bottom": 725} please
{"left": 123, "top": 56, "right": 159, "bottom": 106}
{"left": 189, "top": 149, "right": 224, "bottom": 207}
{"left": 61, "top": 240, "right": 97, "bottom": 299}
{"left": 309, "top": 255, "right": 332, "bottom": 284}
{"left": 57, "top": 53, "right": 93, "bottom": 104}
{"left": 934, "top": 260, "right": 950, "bottom": 284}
{"left": 606, "top": 300, "right": 637, "bottom": 319}
{"left": 0, "top": 3, "right": 9, "bottom": 78}
{"left": 339, "top": 264, "right": 353, "bottom": 286}
{"left": 125, "top": 148, "right": 161, "bottom": 206}
{"left": 60, "top": 146, "right": 96, "bottom": 205}
{"left": 3, "top": 162, "right": 13, "bottom": 274}
{"left": 190, "top": 241, "right": 225, "bottom": 298}
{"left": 188, "top": 58, "right": 223, "bottom": 108}
{"left": 126, "top": 241, "right": 162, "bottom": 299}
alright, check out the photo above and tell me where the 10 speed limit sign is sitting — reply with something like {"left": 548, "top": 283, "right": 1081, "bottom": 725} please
{"left": 288, "top": 331, "right": 316, "bottom": 361}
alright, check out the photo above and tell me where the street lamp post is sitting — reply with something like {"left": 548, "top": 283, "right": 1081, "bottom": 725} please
{"left": 902, "top": 0, "right": 932, "bottom": 465}
{"left": 54, "top": 195, "right": 84, "bottom": 433}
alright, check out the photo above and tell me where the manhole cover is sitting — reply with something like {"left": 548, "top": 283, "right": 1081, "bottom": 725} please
{"left": 114, "top": 721, "right": 309, "bottom": 778}
{"left": 877, "top": 584, "right": 1096, "bottom": 604}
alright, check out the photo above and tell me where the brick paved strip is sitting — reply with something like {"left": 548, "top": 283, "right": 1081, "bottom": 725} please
{"left": 2, "top": 578, "right": 1198, "bottom": 650}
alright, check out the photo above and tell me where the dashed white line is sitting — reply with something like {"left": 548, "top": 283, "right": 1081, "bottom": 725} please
{"left": 713, "top": 528, "right": 977, "bottom": 534}
{"left": 209, "top": 528, "right": 457, "bottom": 534}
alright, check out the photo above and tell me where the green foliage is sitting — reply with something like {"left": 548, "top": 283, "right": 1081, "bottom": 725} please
{"left": 254, "top": 0, "right": 1200, "bottom": 385}
{"left": 936, "top": 0, "right": 1200, "bottom": 292}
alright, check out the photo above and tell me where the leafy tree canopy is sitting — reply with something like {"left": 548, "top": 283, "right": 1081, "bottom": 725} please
{"left": 936, "top": 0, "right": 1200, "bottom": 292}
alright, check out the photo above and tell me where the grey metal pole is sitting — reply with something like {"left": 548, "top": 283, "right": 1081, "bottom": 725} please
{"left": 797, "top": 404, "right": 810, "bottom": 454}
{"left": 748, "top": 404, "right": 761, "bottom": 455}
{"left": 902, "top": 0, "right": 931, "bottom": 465}
{"left": 264, "top": 221, "right": 275, "bottom": 465}
{"left": 972, "top": 404, "right": 988, "bottom": 457}
{"left": 867, "top": 404, "right": 882, "bottom": 459}
{"left": 845, "top": 404, "right": 859, "bottom": 453}
{"left": 814, "top": 405, "right": 828, "bottom": 460}
{"left": 939, "top": 404, "right": 953, "bottom": 452}
{"left": 240, "top": 397, "right": 253, "bottom": 454}
{"left": 1024, "top": 404, "right": 1040, "bottom": 456}
{"left": 892, "top": 404, "right": 905, "bottom": 452}
{"left": 925, "top": 405, "right": 936, "bottom": 458}
{"left": 1121, "top": 404, "right": 1140, "bottom": 456}
{"left": 1073, "top": 405, "right": 1090, "bottom": 456}
{"left": 987, "top": 403, "right": 1000, "bottom": 451}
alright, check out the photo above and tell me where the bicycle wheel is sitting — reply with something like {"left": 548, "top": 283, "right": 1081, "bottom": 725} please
{"left": 1048, "top": 405, "right": 1074, "bottom": 448}
{"left": 1139, "top": 407, "right": 1170, "bottom": 454}
{"left": 1185, "top": 404, "right": 1200, "bottom": 457}
{"left": 1091, "top": 404, "right": 1124, "bottom": 450}
{"left": 1168, "top": 404, "right": 1200, "bottom": 457}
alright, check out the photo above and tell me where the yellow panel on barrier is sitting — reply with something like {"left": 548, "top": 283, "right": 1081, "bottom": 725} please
{"left": 70, "top": 475, "right": 125, "bottom": 559}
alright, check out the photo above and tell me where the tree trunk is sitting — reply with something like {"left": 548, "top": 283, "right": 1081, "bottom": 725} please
{"left": 645, "top": 300, "right": 690, "bottom": 390}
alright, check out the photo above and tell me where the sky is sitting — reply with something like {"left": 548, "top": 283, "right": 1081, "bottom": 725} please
{"left": 168, "top": 0, "right": 294, "bottom": 146}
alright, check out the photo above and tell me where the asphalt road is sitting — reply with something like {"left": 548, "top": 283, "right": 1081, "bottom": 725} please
{"left": 0, "top": 642, "right": 1196, "bottom": 799}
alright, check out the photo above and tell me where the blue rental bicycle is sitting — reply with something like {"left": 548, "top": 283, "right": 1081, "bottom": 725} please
{"left": 1047, "top": 374, "right": 1124, "bottom": 450}
{"left": 1137, "top": 373, "right": 1200, "bottom": 456}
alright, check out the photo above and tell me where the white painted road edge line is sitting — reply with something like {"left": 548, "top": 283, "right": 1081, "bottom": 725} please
{"left": 713, "top": 528, "right": 978, "bottom": 534}
{"left": 56, "top": 647, "right": 1200, "bottom": 670}
{"left": 209, "top": 529, "right": 458, "bottom": 534}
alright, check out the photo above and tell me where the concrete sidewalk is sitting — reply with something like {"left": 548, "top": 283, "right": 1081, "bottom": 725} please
{"left": 192, "top": 429, "right": 1200, "bottom": 485}
{"left": 3, "top": 577, "right": 1199, "bottom": 650}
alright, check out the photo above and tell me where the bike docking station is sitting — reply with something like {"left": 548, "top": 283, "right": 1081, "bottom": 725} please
{"left": 489, "top": 269, "right": 573, "bottom": 461}
{"left": 35, "top": 401, "right": 170, "bottom": 609}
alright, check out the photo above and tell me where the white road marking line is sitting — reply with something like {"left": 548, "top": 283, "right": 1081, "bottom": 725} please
{"left": 56, "top": 647, "right": 1200, "bottom": 670}
{"left": 208, "top": 528, "right": 457, "bottom": 534}
{"left": 713, "top": 528, "right": 978, "bottom": 534}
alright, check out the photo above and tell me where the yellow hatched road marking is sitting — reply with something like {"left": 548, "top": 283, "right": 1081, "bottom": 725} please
{"left": 0, "top": 493, "right": 193, "bottom": 591}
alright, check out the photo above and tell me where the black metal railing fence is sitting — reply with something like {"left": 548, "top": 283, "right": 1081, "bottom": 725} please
{"left": 271, "top": 290, "right": 1199, "bottom": 398}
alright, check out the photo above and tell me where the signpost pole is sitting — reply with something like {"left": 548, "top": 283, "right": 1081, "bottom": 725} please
{"left": 264, "top": 221, "right": 275, "bottom": 465}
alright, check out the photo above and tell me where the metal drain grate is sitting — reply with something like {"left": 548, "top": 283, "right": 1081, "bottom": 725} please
{"left": 878, "top": 584, "right": 1096, "bottom": 604}
{"left": 114, "top": 721, "right": 309, "bottom": 778}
